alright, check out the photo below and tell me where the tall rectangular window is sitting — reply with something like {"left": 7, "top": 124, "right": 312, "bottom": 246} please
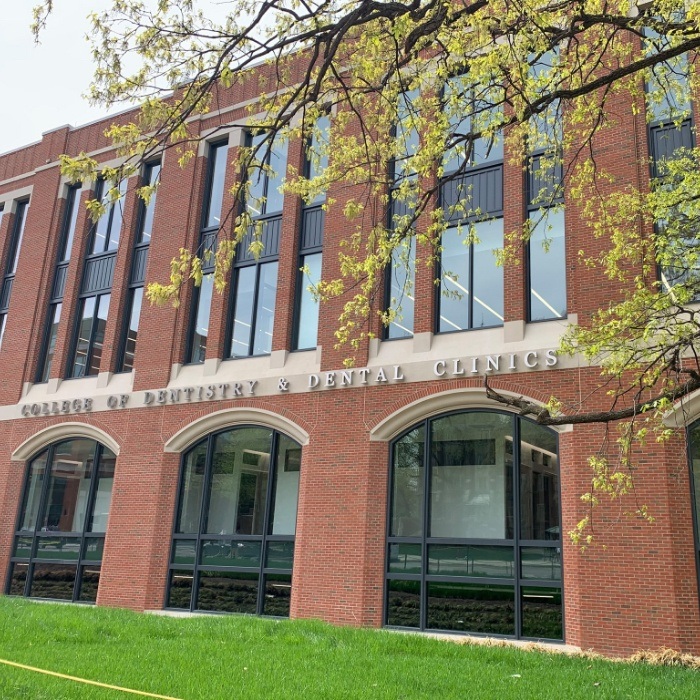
{"left": 385, "top": 92, "right": 418, "bottom": 340}
{"left": 38, "top": 184, "right": 81, "bottom": 382}
{"left": 526, "top": 52, "right": 566, "bottom": 322}
{"left": 187, "top": 143, "right": 228, "bottom": 364}
{"left": 294, "top": 115, "right": 328, "bottom": 350}
{"left": 438, "top": 77, "right": 504, "bottom": 332}
{"left": 227, "top": 134, "right": 286, "bottom": 358}
{"left": 118, "top": 162, "right": 160, "bottom": 372}
{"left": 68, "top": 178, "right": 125, "bottom": 378}
{"left": 0, "top": 199, "right": 29, "bottom": 350}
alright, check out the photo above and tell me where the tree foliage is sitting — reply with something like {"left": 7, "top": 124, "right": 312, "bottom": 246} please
{"left": 32, "top": 0, "right": 700, "bottom": 540}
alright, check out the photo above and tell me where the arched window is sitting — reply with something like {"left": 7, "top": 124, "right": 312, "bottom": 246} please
{"left": 167, "top": 426, "right": 301, "bottom": 616}
{"left": 386, "top": 410, "right": 562, "bottom": 640}
{"left": 7, "top": 438, "right": 116, "bottom": 602}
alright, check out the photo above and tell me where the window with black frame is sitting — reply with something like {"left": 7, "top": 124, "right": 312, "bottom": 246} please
{"left": 68, "top": 178, "right": 127, "bottom": 378}
{"left": 438, "top": 77, "right": 504, "bottom": 333}
{"left": 187, "top": 142, "right": 228, "bottom": 364}
{"left": 644, "top": 24, "right": 697, "bottom": 296}
{"left": 526, "top": 51, "right": 566, "bottom": 322}
{"left": 37, "top": 184, "right": 81, "bottom": 382}
{"left": 6, "top": 438, "right": 116, "bottom": 603}
{"left": 166, "top": 426, "right": 301, "bottom": 616}
{"left": 226, "top": 133, "right": 287, "bottom": 358}
{"left": 294, "top": 115, "right": 328, "bottom": 351}
{"left": 385, "top": 90, "right": 417, "bottom": 340}
{"left": 386, "top": 410, "right": 562, "bottom": 640}
{"left": 118, "top": 162, "right": 161, "bottom": 372}
{"left": 0, "top": 199, "right": 29, "bottom": 350}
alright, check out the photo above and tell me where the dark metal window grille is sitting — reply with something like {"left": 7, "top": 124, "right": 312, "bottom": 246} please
{"left": 166, "top": 425, "right": 301, "bottom": 617}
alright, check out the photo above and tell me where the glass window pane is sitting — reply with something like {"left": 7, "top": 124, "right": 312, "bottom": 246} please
{"left": 521, "top": 586, "right": 562, "bottom": 640}
{"left": 8, "top": 201, "right": 28, "bottom": 274}
{"left": 386, "top": 579, "right": 421, "bottom": 628}
{"left": 390, "top": 427, "right": 425, "bottom": 537}
{"left": 120, "top": 287, "right": 143, "bottom": 372}
{"left": 230, "top": 266, "right": 256, "bottom": 357}
{"left": 200, "top": 540, "right": 261, "bottom": 568}
{"left": 265, "top": 140, "right": 288, "bottom": 214}
{"left": 172, "top": 540, "right": 196, "bottom": 565}
{"left": 14, "top": 536, "right": 33, "bottom": 558}
{"left": 60, "top": 186, "right": 81, "bottom": 261}
{"left": 426, "top": 582, "right": 514, "bottom": 634}
{"left": 189, "top": 275, "right": 214, "bottom": 363}
{"left": 471, "top": 219, "right": 504, "bottom": 328}
{"left": 529, "top": 209, "right": 566, "bottom": 321}
{"left": 176, "top": 442, "right": 208, "bottom": 534}
{"left": 71, "top": 297, "right": 96, "bottom": 378}
{"left": 247, "top": 133, "right": 266, "bottom": 216}
{"left": 394, "top": 89, "right": 420, "bottom": 182}
{"left": 269, "top": 434, "right": 301, "bottom": 536}
{"left": 42, "top": 439, "right": 96, "bottom": 533}
{"left": 204, "top": 427, "right": 272, "bottom": 536}
{"left": 388, "top": 543, "right": 421, "bottom": 574}
{"left": 265, "top": 541, "right": 295, "bottom": 569}
{"left": 519, "top": 420, "right": 560, "bottom": 540}
{"left": 29, "top": 563, "right": 77, "bottom": 600}
{"left": 690, "top": 423, "right": 700, "bottom": 534}
{"left": 87, "top": 294, "right": 110, "bottom": 376}
{"left": 19, "top": 451, "right": 48, "bottom": 531}
{"left": 295, "top": 253, "right": 322, "bottom": 350}
{"left": 262, "top": 573, "right": 292, "bottom": 617}
{"left": 167, "top": 570, "right": 194, "bottom": 609}
{"left": 35, "top": 536, "right": 82, "bottom": 561}
{"left": 521, "top": 547, "right": 561, "bottom": 581}
{"left": 439, "top": 227, "right": 470, "bottom": 332}
{"left": 252, "top": 261, "right": 278, "bottom": 355}
{"left": 430, "top": 413, "right": 513, "bottom": 539}
{"left": 8, "top": 563, "right": 28, "bottom": 596}
{"left": 78, "top": 566, "right": 101, "bottom": 603}
{"left": 205, "top": 144, "right": 229, "bottom": 229}
{"left": 196, "top": 571, "right": 259, "bottom": 613}
{"left": 138, "top": 163, "right": 161, "bottom": 243}
{"left": 40, "top": 303, "right": 62, "bottom": 383}
{"left": 84, "top": 538, "right": 105, "bottom": 562}
{"left": 306, "top": 114, "right": 329, "bottom": 204}
{"left": 88, "top": 447, "right": 116, "bottom": 533}
{"left": 428, "top": 545, "right": 514, "bottom": 578}
{"left": 387, "top": 238, "right": 415, "bottom": 339}
{"left": 105, "top": 179, "right": 128, "bottom": 251}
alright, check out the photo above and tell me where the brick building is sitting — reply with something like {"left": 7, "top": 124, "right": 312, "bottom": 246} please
{"left": 0, "top": 54, "right": 699, "bottom": 658}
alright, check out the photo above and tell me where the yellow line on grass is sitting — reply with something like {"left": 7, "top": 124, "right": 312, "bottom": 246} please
{"left": 0, "top": 658, "right": 183, "bottom": 699}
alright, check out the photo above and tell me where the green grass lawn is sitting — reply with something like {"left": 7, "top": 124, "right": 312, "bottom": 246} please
{"left": 0, "top": 598, "right": 696, "bottom": 700}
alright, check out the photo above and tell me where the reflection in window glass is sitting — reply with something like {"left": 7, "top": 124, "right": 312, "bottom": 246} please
{"left": 529, "top": 209, "right": 566, "bottom": 321}
{"left": 295, "top": 253, "right": 322, "bottom": 350}
{"left": 387, "top": 237, "right": 415, "bottom": 339}
{"left": 439, "top": 220, "right": 503, "bottom": 332}
{"left": 119, "top": 288, "right": 143, "bottom": 372}
{"left": 189, "top": 275, "right": 214, "bottom": 364}
{"left": 387, "top": 411, "right": 562, "bottom": 640}
{"left": 8, "top": 439, "right": 115, "bottom": 603}
{"left": 39, "top": 303, "right": 62, "bottom": 382}
{"left": 169, "top": 427, "right": 301, "bottom": 616}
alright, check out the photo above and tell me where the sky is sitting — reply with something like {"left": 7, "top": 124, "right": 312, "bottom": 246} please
{"left": 0, "top": 1, "right": 121, "bottom": 155}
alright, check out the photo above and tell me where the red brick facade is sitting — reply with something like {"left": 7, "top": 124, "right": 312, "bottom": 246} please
{"left": 0, "top": 67, "right": 698, "bottom": 658}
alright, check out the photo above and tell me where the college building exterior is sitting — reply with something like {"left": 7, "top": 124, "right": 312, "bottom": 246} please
{"left": 0, "top": 51, "right": 700, "bottom": 659}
